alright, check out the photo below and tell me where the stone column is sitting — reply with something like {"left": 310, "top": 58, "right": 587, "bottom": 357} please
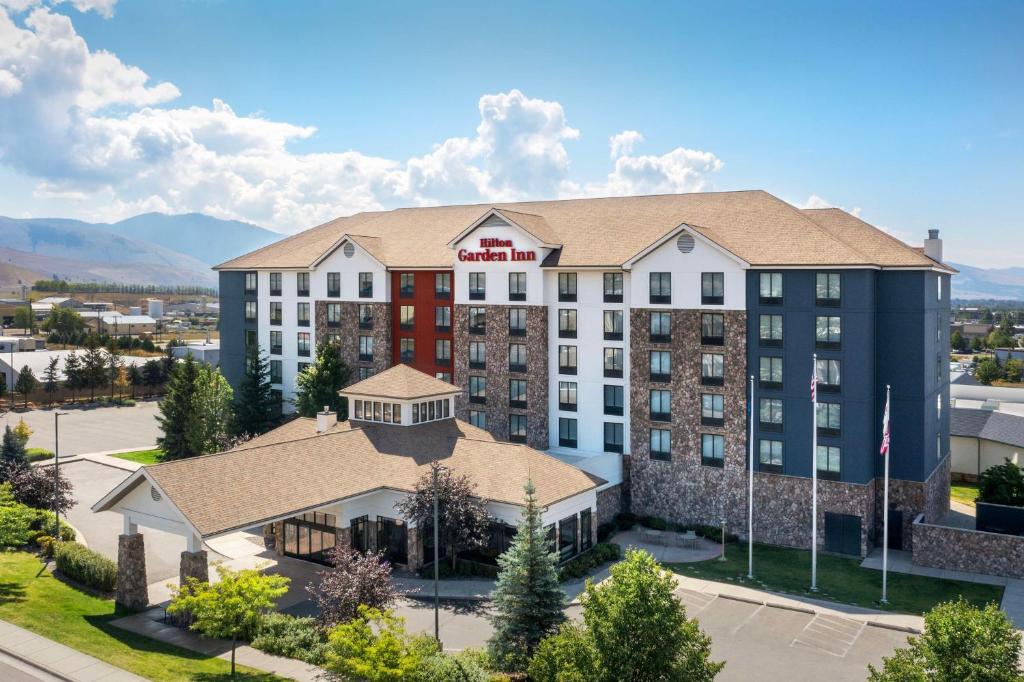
{"left": 406, "top": 527, "right": 423, "bottom": 571}
{"left": 116, "top": 533, "right": 149, "bottom": 611}
{"left": 179, "top": 550, "right": 209, "bottom": 586}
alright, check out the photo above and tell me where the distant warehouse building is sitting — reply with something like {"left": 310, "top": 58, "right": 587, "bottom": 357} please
{"left": 950, "top": 407, "right": 1024, "bottom": 482}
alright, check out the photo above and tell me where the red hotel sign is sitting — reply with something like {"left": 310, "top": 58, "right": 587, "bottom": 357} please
{"left": 457, "top": 238, "right": 537, "bottom": 262}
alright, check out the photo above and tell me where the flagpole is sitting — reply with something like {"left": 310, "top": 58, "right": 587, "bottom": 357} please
{"left": 811, "top": 353, "right": 818, "bottom": 592}
{"left": 881, "top": 384, "right": 891, "bottom": 604}
{"left": 748, "top": 373, "right": 755, "bottom": 579}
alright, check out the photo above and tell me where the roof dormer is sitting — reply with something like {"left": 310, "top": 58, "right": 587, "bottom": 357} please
{"left": 339, "top": 364, "right": 461, "bottom": 427}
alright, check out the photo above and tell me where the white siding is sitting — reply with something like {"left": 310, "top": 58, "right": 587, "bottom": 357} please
{"left": 628, "top": 232, "right": 746, "bottom": 310}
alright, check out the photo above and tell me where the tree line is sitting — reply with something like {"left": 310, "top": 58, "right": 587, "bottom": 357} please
{"left": 33, "top": 280, "right": 216, "bottom": 296}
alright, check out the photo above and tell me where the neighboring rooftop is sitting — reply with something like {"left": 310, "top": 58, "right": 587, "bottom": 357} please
{"left": 951, "top": 407, "right": 1024, "bottom": 449}
{"left": 340, "top": 363, "right": 462, "bottom": 401}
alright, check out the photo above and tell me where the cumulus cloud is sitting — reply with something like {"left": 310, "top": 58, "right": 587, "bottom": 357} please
{"left": 609, "top": 130, "right": 643, "bottom": 159}
{"left": 584, "top": 133, "right": 723, "bottom": 197}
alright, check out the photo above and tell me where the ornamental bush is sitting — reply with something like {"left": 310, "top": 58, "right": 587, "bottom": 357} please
{"left": 55, "top": 542, "right": 117, "bottom": 592}
{"left": 978, "top": 460, "right": 1024, "bottom": 507}
{"left": 251, "top": 613, "right": 329, "bottom": 665}
{"left": 558, "top": 543, "right": 622, "bottom": 581}
{"left": 0, "top": 503, "right": 40, "bottom": 547}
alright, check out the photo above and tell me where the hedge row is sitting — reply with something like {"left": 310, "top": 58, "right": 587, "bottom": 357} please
{"left": 598, "top": 513, "right": 739, "bottom": 544}
{"left": 558, "top": 542, "right": 622, "bottom": 581}
{"left": 0, "top": 501, "right": 75, "bottom": 547}
{"left": 54, "top": 542, "right": 117, "bottom": 592}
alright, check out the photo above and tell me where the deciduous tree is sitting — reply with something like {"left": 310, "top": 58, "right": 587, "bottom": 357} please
{"left": 187, "top": 364, "right": 234, "bottom": 454}
{"left": 322, "top": 606, "right": 436, "bottom": 682}
{"left": 15, "top": 366, "right": 38, "bottom": 408}
{"left": 306, "top": 545, "right": 397, "bottom": 627}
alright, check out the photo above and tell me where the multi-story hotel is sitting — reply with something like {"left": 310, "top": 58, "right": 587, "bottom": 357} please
{"left": 214, "top": 190, "right": 954, "bottom": 557}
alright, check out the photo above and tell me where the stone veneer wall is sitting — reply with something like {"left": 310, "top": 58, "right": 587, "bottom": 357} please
{"left": 872, "top": 454, "right": 950, "bottom": 552}
{"left": 913, "top": 516, "right": 1024, "bottom": 579}
{"left": 596, "top": 484, "right": 623, "bottom": 527}
{"left": 315, "top": 301, "right": 392, "bottom": 386}
{"left": 924, "top": 454, "right": 951, "bottom": 525}
{"left": 453, "top": 304, "right": 549, "bottom": 450}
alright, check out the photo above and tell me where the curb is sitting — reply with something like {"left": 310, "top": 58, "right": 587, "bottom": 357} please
{"left": 865, "top": 620, "right": 922, "bottom": 635}
{"left": 0, "top": 642, "right": 76, "bottom": 682}
{"left": 400, "top": 591, "right": 491, "bottom": 604}
{"left": 689, "top": 589, "right": 920, "bottom": 630}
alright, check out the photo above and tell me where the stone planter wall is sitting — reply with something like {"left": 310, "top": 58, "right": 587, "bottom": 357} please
{"left": 912, "top": 515, "right": 1024, "bottom": 579}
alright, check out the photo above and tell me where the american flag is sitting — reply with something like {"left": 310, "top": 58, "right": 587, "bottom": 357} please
{"left": 810, "top": 366, "right": 817, "bottom": 401}
{"left": 880, "top": 392, "right": 891, "bottom": 456}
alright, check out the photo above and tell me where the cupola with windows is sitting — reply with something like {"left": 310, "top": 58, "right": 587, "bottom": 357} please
{"left": 338, "top": 364, "right": 461, "bottom": 426}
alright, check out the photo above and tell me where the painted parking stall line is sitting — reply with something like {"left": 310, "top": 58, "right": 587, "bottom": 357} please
{"left": 791, "top": 613, "right": 866, "bottom": 658}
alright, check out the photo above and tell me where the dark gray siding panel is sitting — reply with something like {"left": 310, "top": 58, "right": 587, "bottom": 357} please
{"left": 219, "top": 271, "right": 248, "bottom": 390}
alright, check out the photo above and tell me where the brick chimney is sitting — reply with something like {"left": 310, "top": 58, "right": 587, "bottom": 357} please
{"left": 924, "top": 229, "right": 943, "bottom": 262}
{"left": 316, "top": 406, "right": 336, "bottom": 433}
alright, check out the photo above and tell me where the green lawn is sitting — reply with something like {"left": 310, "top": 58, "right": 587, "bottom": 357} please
{"left": 666, "top": 543, "right": 1003, "bottom": 615}
{"left": 111, "top": 448, "right": 163, "bottom": 465}
{"left": 951, "top": 482, "right": 980, "bottom": 507}
{"left": 0, "top": 550, "right": 286, "bottom": 681}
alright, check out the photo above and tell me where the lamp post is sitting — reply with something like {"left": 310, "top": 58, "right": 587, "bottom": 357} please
{"left": 431, "top": 462, "right": 448, "bottom": 647}
{"left": 53, "top": 411, "right": 68, "bottom": 539}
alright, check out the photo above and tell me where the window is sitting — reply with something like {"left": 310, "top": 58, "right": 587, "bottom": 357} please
{"left": 817, "top": 445, "right": 841, "bottom": 476}
{"left": 435, "top": 339, "right": 451, "bottom": 365}
{"left": 604, "top": 347, "right": 623, "bottom": 378}
{"left": 558, "top": 345, "right": 577, "bottom": 375}
{"left": 296, "top": 272, "right": 310, "bottom": 297}
{"left": 816, "top": 273, "right": 841, "bottom": 306}
{"left": 580, "top": 509, "right": 593, "bottom": 551}
{"left": 508, "top": 343, "right": 527, "bottom": 373}
{"left": 436, "top": 372, "right": 451, "bottom": 384}
{"left": 701, "top": 434, "right": 725, "bottom": 467}
{"left": 327, "top": 272, "right": 341, "bottom": 298}
{"left": 298, "top": 362, "right": 310, "bottom": 374}
{"left": 815, "top": 316, "right": 841, "bottom": 349}
{"left": 269, "top": 359, "right": 282, "bottom": 384}
{"left": 603, "top": 273, "right": 623, "bottom": 303}
{"left": 357, "top": 366, "right": 374, "bottom": 380}
{"left": 604, "top": 385, "right": 624, "bottom": 416}
{"left": 469, "top": 410, "right": 486, "bottom": 429}
{"left": 701, "top": 313, "right": 724, "bottom": 345}
{"left": 509, "top": 414, "right": 527, "bottom": 443}
{"left": 396, "top": 273, "right": 414, "bottom": 298}
{"left": 558, "top": 514, "right": 578, "bottom": 560}
{"left": 469, "top": 272, "right": 486, "bottom": 300}
{"left": 650, "top": 428, "right": 671, "bottom": 461}
{"left": 649, "top": 272, "right": 671, "bottom": 304}
{"left": 469, "top": 341, "right": 486, "bottom": 369}
{"left": 268, "top": 272, "right": 282, "bottom": 296}
{"left": 399, "top": 305, "right": 415, "bottom": 330}
{"left": 269, "top": 301, "right": 282, "bottom": 325}
{"left": 701, "top": 272, "right": 724, "bottom": 305}
{"left": 244, "top": 300, "right": 257, "bottom": 322}
{"left": 701, "top": 393, "right": 724, "bottom": 426}
{"left": 435, "top": 306, "right": 451, "bottom": 331}
{"left": 650, "top": 350, "right": 671, "bottom": 382}
{"left": 358, "top": 304, "right": 373, "bottom": 329}
{"left": 650, "top": 311, "right": 671, "bottom": 343}
{"left": 358, "top": 272, "right": 373, "bottom": 298}
{"left": 435, "top": 272, "right": 451, "bottom": 299}
{"left": 500, "top": 307, "right": 525, "bottom": 336}
{"left": 558, "top": 272, "right": 577, "bottom": 302}
{"left": 759, "top": 314, "right": 783, "bottom": 347}
{"left": 245, "top": 329, "right": 257, "bottom": 350}
{"left": 559, "top": 418, "right": 577, "bottom": 448}
{"left": 937, "top": 274, "right": 943, "bottom": 301}
{"left": 509, "top": 379, "right": 527, "bottom": 408}
{"left": 759, "top": 439, "right": 783, "bottom": 468}
{"left": 759, "top": 272, "right": 783, "bottom": 304}
{"left": 604, "top": 310, "right": 623, "bottom": 341}
{"left": 508, "top": 272, "right": 526, "bottom": 301}
{"left": 558, "top": 309, "right": 577, "bottom": 338}
{"left": 558, "top": 381, "right": 577, "bottom": 411}
{"left": 327, "top": 302, "right": 342, "bottom": 327}
{"left": 817, "top": 402, "right": 841, "bottom": 435}
{"left": 815, "top": 358, "right": 841, "bottom": 392}
{"left": 701, "top": 353, "right": 724, "bottom": 386}
{"left": 244, "top": 271, "right": 257, "bottom": 295}
{"left": 649, "top": 389, "right": 671, "bottom": 422}
{"left": 759, "top": 398, "right": 783, "bottom": 431}
{"left": 469, "top": 376, "right": 486, "bottom": 404}
{"left": 326, "top": 333, "right": 341, "bottom": 346}
{"left": 760, "top": 356, "right": 783, "bottom": 389}
{"left": 358, "top": 335, "right": 373, "bottom": 361}
{"left": 399, "top": 338, "right": 415, "bottom": 362}
{"left": 269, "top": 330, "right": 282, "bottom": 355}
{"left": 469, "top": 307, "right": 487, "bottom": 335}
{"left": 604, "top": 423, "right": 624, "bottom": 453}
{"left": 297, "top": 302, "right": 310, "bottom": 327}
{"left": 297, "top": 332, "right": 310, "bottom": 357}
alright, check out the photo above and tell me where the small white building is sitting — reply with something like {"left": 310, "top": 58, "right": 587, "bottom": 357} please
{"left": 0, "top": 349, "right": 151, "bottom": 389}
{"left": 171, "top": 341, "right": 220, "bottom": 366}
{"left": 951, "top": 407, "right": 1024, "bottom": 481}
{"left": 146, "top": 299, "right": 164, "bottom": 318}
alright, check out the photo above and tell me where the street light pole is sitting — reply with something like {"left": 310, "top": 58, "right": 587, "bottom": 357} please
{"left": 431, "top": 462, "right": 446, "bottom": 647}
{"left": 53, "top": 411, "right": 68, "bottom": 539}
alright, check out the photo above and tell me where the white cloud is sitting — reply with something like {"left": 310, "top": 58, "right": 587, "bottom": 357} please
{"left": 60, "top": 0, "right": 116, "bottom": 18}
{"left": 799, "top": 194, "right": 862, "bottom": 217}
{"left": 609, "top": 130, "right": 643, "bottom": 159}
{"left": 586, "top": 138, "right": 723, "bottom": 197}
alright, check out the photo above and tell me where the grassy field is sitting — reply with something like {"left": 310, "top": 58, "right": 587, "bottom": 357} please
{"left": 0, "top": 550, "right": 284, "bottom": 681}
{"left": 111, "top": 448, "right": 163, "bottom": 465}
{"left": 667, "top": 543, "right": 1003, "bottom": 615}
{"left": 951, "top": 482, "right": 980, "bottom": 507}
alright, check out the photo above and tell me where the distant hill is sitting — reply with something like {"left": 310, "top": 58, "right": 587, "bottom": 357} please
{"left": 949, "top": 262, "right": 1024, "bottom": 301}
{"left": 102, "top": 213, "right": 280, "bottom": 267}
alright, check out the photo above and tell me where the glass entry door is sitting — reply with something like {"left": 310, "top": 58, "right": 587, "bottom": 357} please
{"left": 376, "top": 516, "right": 408, "bottom": 565}
{"left": 283, "top": 512, "right": 337, "bottom": 565}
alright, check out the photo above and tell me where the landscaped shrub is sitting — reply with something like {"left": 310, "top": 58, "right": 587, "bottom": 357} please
{"left": 251, "top": 613, "right": 329, "bottom": 665}
{"left": 54, "top": 542, "right": 117, "bottom": 592}
{"left": 641, "top": 515, "right": 668, "bottom": 531}
{"left": 614, "top": 512, "right": 637, "bottom": 530}
{"left": 25, "top": 448, "right": 54, "bottom": 462}
{"left": 978, "top": 460, "right": 1024, "bottom": 507}
{"left": 418, "top": 647, "right": 493, "bottom": 681}
{"left": 558, "top": 543, "right": 622, "bottom": 581}
{"left": 0, "top": 503, "right": 40, "bottom": 547}
{"left": 596, "top": 522, "right": 616, "bottom": 542}
{"left": 36, "top": 534, "right": 58, "bottom": 557}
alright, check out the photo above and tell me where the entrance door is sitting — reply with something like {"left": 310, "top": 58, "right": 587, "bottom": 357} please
{"left": 886, "top": 510, "right": 904, "bottom": 550}
{"left": 824, "top": 512, "right": 862, "bottom": 556}
{"left": 282, "top": 512, "right": 337, "bottom": 565}
{"left": 351, "top": 515, "right": 369, "bottom": 553}
{"left": 376, "top": 516, "right": 408, "bottom": 565}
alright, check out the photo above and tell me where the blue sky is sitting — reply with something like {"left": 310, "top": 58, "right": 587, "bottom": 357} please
{"left": 0, "top": 0, "right": 1021, "bottom": 266}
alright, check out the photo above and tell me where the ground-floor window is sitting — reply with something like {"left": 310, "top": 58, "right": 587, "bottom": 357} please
{"left": 351, "top": 515, "right": 369, "bottom": 553}
{"left": 580, "top": 509, "right": 592, "bottom": 551}
{"left": 283, "top": 512, "right": 337, "bottom": 565}
{"left": 558, "top": 515, "right": 578, "bottom": 561}
{"left": 377, "top": 516, "right": 408, "bottom": 565}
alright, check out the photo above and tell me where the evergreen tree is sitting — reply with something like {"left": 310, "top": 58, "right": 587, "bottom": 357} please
{"left": 15, "top": 367, "right": 38, "bottom": 408}
{"left": 157, "top": 354, "right": 201, "bottom": 460}
{"left": 293, "top": 341, "right": 351, "bottom": 419}
{"left": 42, "top": 357, "right": 60, "bottom": 407}
{"left": 127, "top": 364, "right": 143, "bottom": 399}
{"left": 82, "top": 340, "right": 108, "bottom": 401}
{"left": 142, "top": 359, "right": 165, "bottom": 397}
{"left": 0, "top": 425, "right": 27, "bottom": 465}
{"left": 63, "top": 352, "right": 82, "bottom": 404}
{"left": 232, "top": 344, "right": 277, "bottom": 436}
{"left": 107, "top": 347, "right": 122, "bottom": 399}
{"left": 488, "top": 479, "right": 566, "bottom": 671}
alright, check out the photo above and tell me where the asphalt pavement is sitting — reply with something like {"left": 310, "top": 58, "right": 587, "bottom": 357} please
{"left": 1, "top": 401, "right": 161, "bottom": 456}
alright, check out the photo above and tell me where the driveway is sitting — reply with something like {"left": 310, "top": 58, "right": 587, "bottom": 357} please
{"left": 1, "top": 401, "right": 161, "bottom": 455}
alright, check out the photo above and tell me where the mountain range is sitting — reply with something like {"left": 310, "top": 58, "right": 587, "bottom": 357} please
{"left": 947, "top": 262, "right": 1024, "bottom": 302}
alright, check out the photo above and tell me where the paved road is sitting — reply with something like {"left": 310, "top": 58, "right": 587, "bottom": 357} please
{"left": 1, "top": 401, "right": 161, "bottom": 456}
{"left": 0, "top": 651, "right": 64, "bottom": 682}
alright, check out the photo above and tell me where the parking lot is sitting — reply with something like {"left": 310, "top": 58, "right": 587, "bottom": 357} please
{"left": 1, "top": 401, "right": 161, "bottom": 456}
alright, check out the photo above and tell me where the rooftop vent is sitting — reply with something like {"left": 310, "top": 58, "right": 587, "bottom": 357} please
{"left": 317, "top": 406, "right": 336, "bottom": 433}
{"left": 343, "top": 242, "right": 355, "bottom": 258}
{"left": 676, "top": 233, "right": 695, "bottom": 254}
{"left": 150, "top": 486, "right": 162, "bottom": 502}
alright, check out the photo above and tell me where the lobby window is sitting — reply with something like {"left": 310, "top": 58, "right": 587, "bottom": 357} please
{"left": 604, "top": 310, "right": 623, "bottom": 341}
{"left": 509, "top": 414, "right": 527, "bottom": 443}
{"left": 269, "top": 360, "right": 282, "bottom": 384}
{"left": 269, "top": 330, "right": 282, "bottom": 355}
{"left": 558, "top": 514, "right": 578, "bottom": 561}
{"left": 604, "top": 347, "right": 624, "bottom": 378}
{"left": 435, "top": 339, "right": 451, "bottom": 365}
{"left": 357, "top": 366, "right": 374, "bottom": 380}
{"left": 358, "top": 335, "right": 373, "bottom": 362}
{"left": 701, "top": 434, "right": 725, "bottom": 467}
{"left": 817, "top": 445, "right": 841, "bottom": 477}
{"left": 815, "top": 316, "right": 842, "bottom": 350}
{"left": 469, "top": 376, "right": 486, "bottom": 404}
{"left": 701, "top": 272, "right": 724, "bottom": 305}
{"left": 297, "top": 302, "right": 310, "bottom": 327}
{"left": 399, "top": 305, "right": 415, "bottom": 330}
{"left": 650, "top": 350, "right": 671, "bottom": 383}
{"left": 816, "top": 273, "right": 841, "bottom": 307}
{"left": 558, "top": 309, "right": 577, "bottom": 339}
{"left": 244, "top": 300, "right": 257, "bottom": 323}
{"left": 435, "top": 306, "right": 451, "bottom": 332}
{"left": 358, "top": 272, "right": 373, "bottom": 298}
{"left": 358, "top": 304, "right": 373, "bottom": 329}
{"left": 604, "top": 385, "right": 624, "bottom": 416}
{"left": 603, "top": 272, "right": 623, "bottom": 303}
{"left": 327, "top": 272, "right": 341, "bottom": 298}
{"left": 297, "top": 332, "right": 310, "bottom": 358}
{"left": 558, "top": 345, "right": 578, "bottom": 375}
{"left": 244, "top": 271, "right": 257, "bottom": 295}
{"left": 817, "top": 402, "right": 841, "bottom": 436}
{"left": 508, "top": 307, "right": 527, "bottom": 336}
{"left": 269, "top": 301, "right": 282, "bottom": 325}
{"left": 701, "top": 353, "right": 724, "bottom": 386}
{"left": 649, "top": 389, "right": 671, "bottom": 422}
{"left": 558, "top": 272, "right": 577, "bottom": 302}
{"left": 759, "top": 439, "right": 783, "bottom": 468}
{"left": 759, "top": 398, "right": 783, "bottom": 431}
{"left": 649, "top": 272, "right": 671, "bottom": 304}
{"left": 435, "top": 272, "right": 451, "bottom": 299}
{"left": 581, "top": 509, "right": 593, "bottom": 551}
{"left": 650, "top": 311, "right": 671, "bottom": 343}
{"left": 815, "top": 358, "right": 841, "bottom": 393}
{"left": 399, "top": 338, "right": 415, "bottom": 362}
{"left": 701, "top": 393, "right": 725, "bottom": 426}
{"left": 701, "top": 313, "right": 724, "bottom": 346}
{"left": 509, "top": 379, "right": 527, "bottom": 408}
{"left": 508, "top": 272, "right": 527, "bottom": 301}
{"left": 759, "top": 314, "right": 783, "bottom": 347}
{"left": 559, "top": 418, "right": 578, "bottom": 448}
{"left": 650, "top": 428, "right": 671, "bottom": 461}
{"left": 469, "top": 341, "right": 486, "bottom": 370}
{"left": 269, "top": 272, "right": 282, "bottom": 296}
{"left": 469, "top": 410, "right": 486, "bottom": 429}
{"left": 759, "top": 356, "right": 783, "bottom": 389}
{"left": 469, "top": 307, "right": 486, "bottom": 335}
{"left": 296, "top": 272, "right": 310, "bottom": 297}
{"left": 469, "top": 272, "right": 486, "bottom": 300}
{"left": 399, "top": 273, "right": 415, "bottom": 298}
{"left": 759, "top": 272, "right": 783, "bottom": 304}
{"left": 558, "top": 381, "right": 578, "bottom": 411}
{"left": 604, "top": 423, "right": 624, "bottom": 454}
{"left": 508, "top": 343, "right": 527, "bottom": 373}
{"left": 327, "top": 302, "right": 342, "bottom": 328}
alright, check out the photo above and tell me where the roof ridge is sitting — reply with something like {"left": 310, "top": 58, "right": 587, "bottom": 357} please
{"left": 773, "top": 201, "right": 877, "bottom": 265}
{"left": 805, "top": 207, "right": 928, "bottom": 264}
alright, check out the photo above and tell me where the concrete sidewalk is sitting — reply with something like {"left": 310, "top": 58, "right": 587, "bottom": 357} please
{"left": 0, "top": 619, "right": 146, "bottom": 681}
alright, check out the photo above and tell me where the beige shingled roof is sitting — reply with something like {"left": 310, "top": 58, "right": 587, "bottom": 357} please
{"left": 216, "top": 191, "right": 946, "bottom": 271}
{"left": 104, "top": 418, "right": 600, "bottom": 537}
{"left": 339, "top": 363, "right": 462, "bottom": 400}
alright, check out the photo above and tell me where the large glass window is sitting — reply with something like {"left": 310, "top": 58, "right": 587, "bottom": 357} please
{"left": 604, "top": 347, "right": 623, "bottom": 378}
{"left": 759, "top": 439, "right": 783, "bottom": 467}
{"left": 398, "top": 273, "right": 415, "bottom": 298}
{"left": 759, "top": 272, "right": 783, "bottom": 304}
{"left": 508, "top": 272, "right": 526, "bottom": 301}
{"left": 650, "top": 350, "right": 671, "bottom": 382}
{"left": 469, "top": 272, "right": 486, "bottom": 300}
{"left": 508, "top": 343, "right": 527, "bottom": 372}
{"left": 701, "top": 353, "right": 724, "bottom": 386}
{"left": 558, "top": 515, "right": 578, "bottom": 561}
{"left": 604, "top": 385, "right": 624, "bottom": 416}
{"left": 435, "top": 339, "right": 451, "bottom": 365}
{"left": 435, "top": 306, "right": 451, "bottom": 331}
{"left": 701, "top": 434, "right": 724, "bottom": 467}
{"left": 701, "top": 393, "right": 724, "bottom": 425}
{"left": 604, "top": 423, "right": 624, "bottom": 453}
{"left": 559, "top": 418, "right": 578, "bottom": 448}
{"left": 509, "top": 414, "right": 527, "bottom": 443}
{"left": 358, "top": 272, "right": 373, "bottom": 298}
{"left": 817, "top": 402, "right": 841, "bottom": 435}
{"left": 650, "top": 311, "right": 671, "bottom": 343}
{"left": 558, "top": 345, "right": 577, "bottom": 375}
{"left": 269, "top": 301, "right": 282, "bottom": 325}
{"left": 815, "top": 316, "right": 842, "bottom": 349}
{"left": 435, "top": 272, "right": 451, "bottom": 298}
{"left": 469, "top": 341, "right": 486, "bottom": 369}
{"left": 816, "top": 273, "right": 841, "bottom": 306}
{"left": 399, "top": 338, "right": 415, "bottom": 362}
{"left": 649, "top": 389, "right": 671, "bottom": 422}
{"left": 269, "top": 360, "right": 282, "bottom": 384}
{"left": 269, "top": 272, "right": 282, "bottom": 296}
{"left": 297, "top": 302, "right": 310, "bottom": 327}
{"left": 327, "top": 272, "right": 341, "bottom": 298}
{"left": 469, "top": 307, "right": 486, "bottom": 335}
{"left": 701, "top": 272, "right": 724, "bottom": 305}
{"left": 469, "top": 410, "right": 486, "bottom": 429}
{"left": 509, "top": 379, "right": 527, "bottom": 408}
{"left": 816, "top": 358, "right": 841, "bottom": 392}
{"left": 327, "top": 302, "right": 342, "bottom": 327}
{"left": 358, "top": 304, "right": 373, "bottom": 329}
{"left": 399, "top": 305, "right": 415, "bottom": 330}
{"left": 508, "top": 307, "right": 527, "bottom": 336}
{"left": 558, "top": 272, "right": 577, "bottom": 302}
{"left": 603, "top": 272, "right": 623, "bottom": 302}
{"left": 701, "top": 313, "right": 724, "bottom": 345}
{"left": 269, "top": 330, "right": 282, "bottom": 355}
{"left": 358, "top": 335, "right": 373, "bottom": 361}
{"left": 244, "top": 300, "right": 257, "bottom": 322}
{"left": 297, "top": 332, "right": 310, "bottom": 357}
{"left": 759, "top": 398, "right": 783, "bottom": 430}
{"left": 649, "top": 272, "right": 671, "bottom": 304}
{"left": 604, "top": 310, "right": 623, "bottom": 340}
{"left": 759, "top": 314, "right": 783, "bottom": 347}
{"left": 244, "top": 271, "right": 257, "bottom": 294}
{"left": 817, "top": 445, "right": 841, "bottom": 474}
{"left": 559, "top": 381, "right": 578, "bottom": 411}
{"left": 558, "top": 309, "right": 577, "bottom": 338}
{"left": 469, "top": 375, "right": 486, "bottom": 404}
{"left": 760, "top": 356, "right": 783, "bottom": 388}
{"left": 650, "top": 428, "right": 671, "bottom": 461}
